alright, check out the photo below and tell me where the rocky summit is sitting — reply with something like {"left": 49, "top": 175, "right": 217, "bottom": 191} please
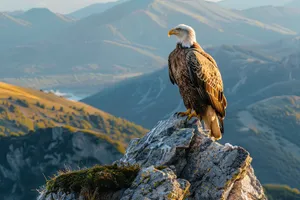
{"left": 38, "top": 117, "right": 266, "bottom": 200}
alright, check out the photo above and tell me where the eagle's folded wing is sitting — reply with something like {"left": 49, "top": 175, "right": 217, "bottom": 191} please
{"left": 168, "top": 52, "right": 176, "bottom": 85}
{"left": 186, "top": 50, "right": 227, "bottom": 118}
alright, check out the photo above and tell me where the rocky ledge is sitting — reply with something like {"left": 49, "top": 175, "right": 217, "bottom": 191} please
{"left": 38, "top": 117, "right": 266, "bottom": 200}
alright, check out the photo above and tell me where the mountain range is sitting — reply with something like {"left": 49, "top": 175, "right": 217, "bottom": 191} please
{"left": 68, "top": 0, "right": 127, "bottom": 19}
{"left": 0, "top": 8, "right": 75, "bottom": 47}
{"left": 1, "top": 0, "right": 300, "bottom": 96}
{"left": 239, "top": 6, "right": 300, "bottom": 33}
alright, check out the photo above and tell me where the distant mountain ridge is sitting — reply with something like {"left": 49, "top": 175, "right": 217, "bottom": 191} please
{"left": 239, "top": 6, "right": 300, "bottom": 33}
{"left": 19, "top": 8, "right": 75, "bottom": 24}
{"left": 218, "top": 0, "right": 292, "bottom": 9}
{"left": 1, "top": 0, "right": 299, "bottom": 95}
{"left": 0, "top": 8, "right": 75, "bottom": 46}
{"left": 68, "top": 0, "right": 127, "bottom": 19}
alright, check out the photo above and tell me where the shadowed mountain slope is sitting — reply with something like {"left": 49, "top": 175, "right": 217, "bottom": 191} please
{"left": 0, "top": 127, "right": 123, "bottom": 200}
{"left": 68, "top": 0, "right": 127, "bottom": 19}
{"left": 239, "top": 6, "right": 300, "bottom": 33}
{"left": 83, "top": 44, "right": 300, "bottom": 127}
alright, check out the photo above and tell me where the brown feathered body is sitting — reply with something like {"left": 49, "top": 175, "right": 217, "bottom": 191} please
{"left": 168, "top": 43, "right": 227, "bottom": 140}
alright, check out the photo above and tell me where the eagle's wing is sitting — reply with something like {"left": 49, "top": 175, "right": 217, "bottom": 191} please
{"left": 168, "top": 50, "right": 176, "bottom": 85}
{"left": 186, "top": 50, "right": 227, "bottom": 118}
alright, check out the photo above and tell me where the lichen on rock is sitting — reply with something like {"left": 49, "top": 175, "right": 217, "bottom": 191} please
{"left": 38, "top": 117, "right": 267, "bottom": 200}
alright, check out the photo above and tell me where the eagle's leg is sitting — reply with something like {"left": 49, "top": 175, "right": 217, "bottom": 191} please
{"left": 186, "top": 111, "right": 198, "bottom": 121}
{"left": 175, "top": 109, "right": 192, "bottom": 117}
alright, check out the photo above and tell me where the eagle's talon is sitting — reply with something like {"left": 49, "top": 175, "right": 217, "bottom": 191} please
{"left": 187, "top": 112, "right": 197, "bottom": 121}
{"left": 174, "top": 109, "right": 192, "bottom": 118}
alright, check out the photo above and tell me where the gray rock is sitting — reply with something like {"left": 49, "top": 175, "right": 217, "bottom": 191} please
{"left": 37, "top": 190, "right": 77, "bottom": 200}
{"left": 117, "top": 117, "right": 266, "bottom": 200}
{"left": 121, "top": 166, "right": 190, "bottom": 200}
{"left": 38, "top": 117, "right": 266, "bottom": 200}
{"left": 117, "top": 117, "right": 196, "bottom": 168}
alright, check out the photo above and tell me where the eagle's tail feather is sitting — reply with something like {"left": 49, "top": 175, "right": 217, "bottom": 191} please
{"left": 202, "top": 106, "right": 222, "bottom": 140}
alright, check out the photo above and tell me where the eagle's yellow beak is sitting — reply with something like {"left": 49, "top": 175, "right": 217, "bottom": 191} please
{"left": 168, "top": 28, "right": 179, "bottom": 37}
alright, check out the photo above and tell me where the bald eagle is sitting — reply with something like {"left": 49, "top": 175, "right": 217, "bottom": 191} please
{"left": 168, "top": 24, "right": 227, "bottom": 140}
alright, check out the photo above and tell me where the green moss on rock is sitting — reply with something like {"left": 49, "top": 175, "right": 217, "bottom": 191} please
{"left": 46, "top": 164, "right": 140, "bottom": 196}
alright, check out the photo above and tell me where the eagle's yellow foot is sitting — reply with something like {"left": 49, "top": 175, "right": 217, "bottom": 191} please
{"left": 186, "top": 111, "right": 197, "bottom": 121}
{"left": 175, "top": 109, "right": 191, "bottom": 117}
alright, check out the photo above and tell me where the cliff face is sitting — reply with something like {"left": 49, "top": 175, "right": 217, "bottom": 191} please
{"left": 0, "top": 127, "right": 122, "bottom": 200}
{"left": 38, "top": 117, "right": 266, "bottom": 200}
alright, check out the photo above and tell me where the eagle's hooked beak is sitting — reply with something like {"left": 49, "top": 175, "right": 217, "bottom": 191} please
{"left": 168, "top": 28, "right": 179, "bottom": 37}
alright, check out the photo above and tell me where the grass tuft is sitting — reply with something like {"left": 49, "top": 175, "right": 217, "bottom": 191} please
{"left": 46, "top": 164, "right": 140, "bottom": 196}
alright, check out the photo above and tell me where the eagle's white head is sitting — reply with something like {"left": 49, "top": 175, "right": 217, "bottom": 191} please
{"left": 168, "top": 24, "right": 197, "bottom": 48}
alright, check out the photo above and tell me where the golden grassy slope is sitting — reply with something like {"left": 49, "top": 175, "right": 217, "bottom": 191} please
{"left": 0, "top": 82, "right": 147, "bottom": 151}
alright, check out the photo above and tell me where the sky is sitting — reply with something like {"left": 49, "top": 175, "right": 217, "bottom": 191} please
{"left": 0, "top": 0, "right": 117, "bottom": 14}
{"left": 0, "top": 0, "right": 220, "bottom": 14}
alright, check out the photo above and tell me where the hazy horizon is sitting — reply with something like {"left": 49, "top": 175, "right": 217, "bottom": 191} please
{"left": 0, "top": 0, "right": 220, "bottom": 14}
{"left": 0, "top": 0, "right": 118, "bottom": 14}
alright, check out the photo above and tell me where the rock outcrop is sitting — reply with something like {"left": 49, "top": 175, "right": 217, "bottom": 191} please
{"left": 38, "top": 117, "right": 266, "bottom": 200}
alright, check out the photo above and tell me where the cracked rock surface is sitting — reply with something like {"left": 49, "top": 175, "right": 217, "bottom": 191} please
{"left": 117, "top": 117, "right": 266, "bottom": 200}
{"left": 121, "top": 166, "right": 190, "bottom": 200}
{"left": 38, "top": 117, "right": 266, "bottom": 200}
